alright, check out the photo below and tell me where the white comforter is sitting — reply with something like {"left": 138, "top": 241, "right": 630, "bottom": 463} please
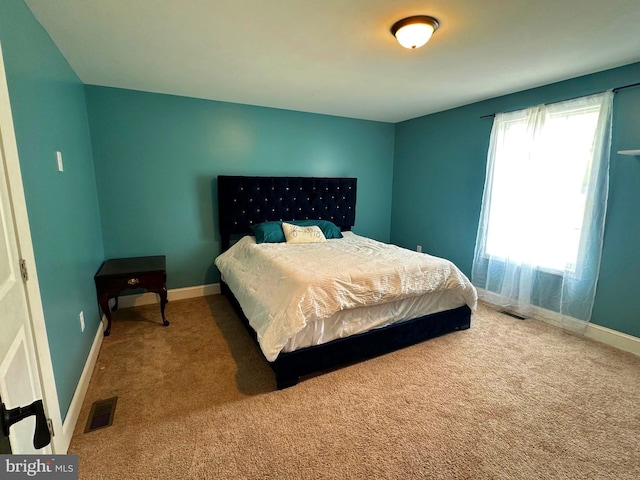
{"left": 215, "top": 232, "right": 477, "bottom": 361}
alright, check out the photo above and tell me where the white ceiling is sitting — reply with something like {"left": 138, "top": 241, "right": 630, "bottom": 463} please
{"left": 25, "top": 0, "right": 640, "bottom": 123}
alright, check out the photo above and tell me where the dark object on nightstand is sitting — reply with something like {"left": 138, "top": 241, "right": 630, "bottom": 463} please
{"left": 94, "top": 255, "right": 169, "bottom": 336}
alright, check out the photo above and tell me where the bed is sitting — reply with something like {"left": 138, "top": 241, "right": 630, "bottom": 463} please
{"left": 216, "top": 175, "right": 476, "bottom": 388}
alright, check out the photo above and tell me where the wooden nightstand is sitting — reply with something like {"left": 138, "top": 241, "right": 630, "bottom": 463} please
{"left": 94, "top": 256, "right": 169, "bottom": 336}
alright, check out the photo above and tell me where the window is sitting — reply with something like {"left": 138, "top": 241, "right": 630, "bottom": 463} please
{"left": 472, "top": 92, "right": 613, "bottom": 325}
{"left": 484, "top": 102, "right": 603, "bottom": 272}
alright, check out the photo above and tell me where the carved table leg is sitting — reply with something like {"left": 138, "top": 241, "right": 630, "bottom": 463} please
{"left": 98, "top": 293, "right": 113, "bottom": 336}
{"left": 159, "top": 287, "right": 169, "bottom": 327}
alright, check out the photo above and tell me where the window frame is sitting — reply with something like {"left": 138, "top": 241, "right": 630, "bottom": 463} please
{"left": 480, "top": 102, "right": 605, "bottom": 278}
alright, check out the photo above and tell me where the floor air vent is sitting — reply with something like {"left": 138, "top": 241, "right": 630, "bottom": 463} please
{"left": 85, "top": 397, "right": 118, "bottom": 433}
{"left": 500, "top": 310, "right": 528, "bottom": 320}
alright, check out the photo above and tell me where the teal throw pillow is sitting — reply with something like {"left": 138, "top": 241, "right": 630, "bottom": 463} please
{"left": 251, "top": 221, "right": 286, "bottom": 244}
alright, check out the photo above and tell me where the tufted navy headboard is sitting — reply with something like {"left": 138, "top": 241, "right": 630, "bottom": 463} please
{"left": 217, "top": 176, "right": 357, "bottom": 250}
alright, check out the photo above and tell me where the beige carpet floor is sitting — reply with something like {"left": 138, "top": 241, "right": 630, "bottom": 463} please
{"left": 68, "top": 295, "right": 640, "bottom": 479}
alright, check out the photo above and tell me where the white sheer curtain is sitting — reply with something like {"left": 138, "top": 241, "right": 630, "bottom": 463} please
{"left": 472, "top": 91, "right": 613, "bottom": 331}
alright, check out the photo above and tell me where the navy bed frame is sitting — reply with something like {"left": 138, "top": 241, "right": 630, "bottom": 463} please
{"left": 217, "top": 175, "right": 471, "bottom": 389}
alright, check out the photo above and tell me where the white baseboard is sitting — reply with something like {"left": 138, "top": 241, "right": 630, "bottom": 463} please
{"left": 532, "top": 304, "right": 640, "bottom": 356}
{"left": 117, "top": 283, "right": 221, "bottom": 309}
{"left": 585, "top": 323, "right": 640, "bottom": 356}
{"left": 478, "top": 289, "right": 640, "bottom": 357}
{"left": 532, "top": 305, "right": 640, "bottom": 356}
{"left": 59, "top": 317, "right": 104, "bottom": 453}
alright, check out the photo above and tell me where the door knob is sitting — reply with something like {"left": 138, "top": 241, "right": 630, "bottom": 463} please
{"left": 1, "top": 399, "right": 51, "bottom": 449}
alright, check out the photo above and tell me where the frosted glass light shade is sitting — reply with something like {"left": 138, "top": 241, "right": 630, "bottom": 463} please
{"left": 391, "top": 16, "right": 439, "bottom": 49}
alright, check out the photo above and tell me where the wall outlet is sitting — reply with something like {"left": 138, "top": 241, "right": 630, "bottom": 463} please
{"left": 79, "top": 311, "right": 85, "bottom": 332}
{"left": 416, "top": 245, "right": 422, "bottom": 253}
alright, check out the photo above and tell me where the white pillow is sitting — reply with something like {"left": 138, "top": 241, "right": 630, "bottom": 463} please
{"left": 282, "top": 222, "right": 327, "bottom": 244}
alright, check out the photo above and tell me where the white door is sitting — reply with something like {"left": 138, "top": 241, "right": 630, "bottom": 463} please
{"left": 0, "top": 43, "right": 52, "bottom": 454}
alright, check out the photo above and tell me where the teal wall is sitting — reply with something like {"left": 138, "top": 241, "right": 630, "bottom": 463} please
{"left": 0, "top": 1, "right": 104, "bottom": 419}
{"left": 84, "top": 86, "right": 395, "bottom": 288}
{"left": 392, "top": 62, "right": 640, "bottom": 337}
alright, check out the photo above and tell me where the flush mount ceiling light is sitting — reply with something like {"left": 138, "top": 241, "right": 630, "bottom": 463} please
{"left": 390, "top": 15, "right": 440, "bottom": 49}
